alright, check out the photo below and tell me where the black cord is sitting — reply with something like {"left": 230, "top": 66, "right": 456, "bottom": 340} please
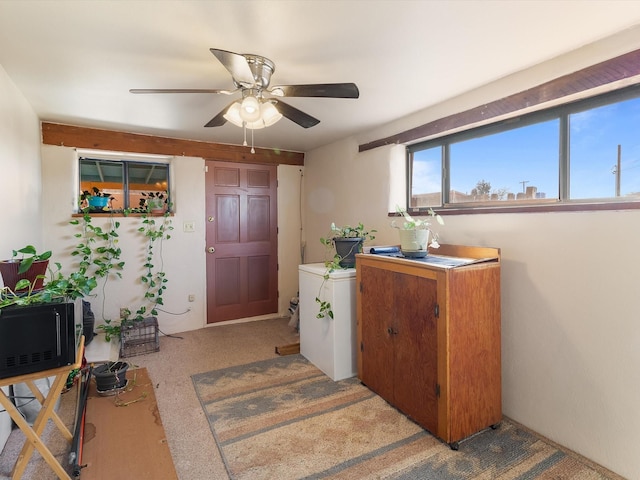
{"left": 157, "top": 327, "right": 183, "bottom": 339}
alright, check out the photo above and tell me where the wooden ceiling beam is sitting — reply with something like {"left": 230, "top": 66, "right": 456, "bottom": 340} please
{"left": 359, "top": 48, "right": 640, "bottom": 152}
{"left": 41, "top": 122, "right": 304, "bottom": 166}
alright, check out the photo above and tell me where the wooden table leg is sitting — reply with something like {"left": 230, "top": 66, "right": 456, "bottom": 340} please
{"left": 25, "top": 379, "right": 73, "bottom": 441}
{"left": 0, "top": 337, "right": 83, "bottom": 480}
{"left": 0, "top": 373, "right": 72, "bottom": 480}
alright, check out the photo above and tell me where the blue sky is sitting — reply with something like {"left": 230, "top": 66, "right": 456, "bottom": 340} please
{"left": 412, "top": 95, "right": 640, "bottom": 200}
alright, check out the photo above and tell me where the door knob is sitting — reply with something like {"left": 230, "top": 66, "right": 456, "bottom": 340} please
{"left": 207, "top": 247, "right": 216, "bottom": 253}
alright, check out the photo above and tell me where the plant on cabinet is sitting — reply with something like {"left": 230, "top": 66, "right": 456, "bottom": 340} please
{"left": 391, "top": 207, "right": 444, "bottom": 258}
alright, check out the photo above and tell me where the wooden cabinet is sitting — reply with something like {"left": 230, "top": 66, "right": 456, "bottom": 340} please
{"left": 356, "top": 244, "right": 501, "bottom": 448}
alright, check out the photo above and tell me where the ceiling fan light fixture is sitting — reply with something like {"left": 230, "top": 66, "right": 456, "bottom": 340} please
{"left": 223, "top": 102, "right": 244, "bottom": 127}
{"left": 240, "top": 95, "right": 261, "bottom": 122}
{"left": 261, "top": 102, "right": 283, "bottom": 127}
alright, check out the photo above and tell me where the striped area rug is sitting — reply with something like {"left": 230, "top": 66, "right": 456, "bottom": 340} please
{"left": 192, "top": 355, "right": 620, "bottom": 480}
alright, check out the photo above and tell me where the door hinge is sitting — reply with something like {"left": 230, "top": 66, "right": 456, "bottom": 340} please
{"left": 435, "top": 383, "right": 441, "bottom": 398}
{"left": 359, "top": 282, "right": 363, "bottom": 293}
{"left": 434, "top": 303, "right": 439, "bottom": 318}
{"left": 204, "top": 165, "right": 209, "bottom": 173}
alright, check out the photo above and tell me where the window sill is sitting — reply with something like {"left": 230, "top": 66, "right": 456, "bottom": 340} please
{"left": 393, "top": 200, "right": 640, "bottom": 217}
{"left": 71, "top": 211, "right": 173, "bottom": 218}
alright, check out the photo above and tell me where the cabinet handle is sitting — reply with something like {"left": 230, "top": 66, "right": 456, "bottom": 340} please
{"left": 387, "top": 327, "right": 398, "bottom": 335}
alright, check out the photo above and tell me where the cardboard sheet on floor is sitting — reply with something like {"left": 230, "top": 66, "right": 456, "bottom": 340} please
{"left": 81, "top": 367, "right": 178, "bottom": 480}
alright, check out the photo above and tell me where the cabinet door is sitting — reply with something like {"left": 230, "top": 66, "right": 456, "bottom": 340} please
{"left": 359, "top": 265, "right": 395, "bottom": 401}
{"left": 393, "top": 274, "right": 438, "bottom": 434}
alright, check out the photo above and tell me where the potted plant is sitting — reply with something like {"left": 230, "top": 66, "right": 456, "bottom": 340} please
{"left": 93, "top": 361, "right": 129, "bottom": 392}
{"left": 316, "top": 222, "right": 376, "bottom": 320}
{"left": 391, "top": 207, "right": 444, "bottom": 258}
{"left": 139, "top": 191, "right": 168, "bottom": 214}
{"left": 0, "top": 245, "right": 52, "bottom": 291}
{"left": 80, "top": 186, "right": 114, "bottom": 211}
{"left": 320, "top": 222, "right": 376, "bottom": 268}
{"left": 0, "top": 260, "right": 97, "bottom": 310}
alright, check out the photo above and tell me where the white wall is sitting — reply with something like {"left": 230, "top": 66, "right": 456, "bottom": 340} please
{"left": 302, "top": 31, "right": 640, "bottom": 480}
{"left": 40, "top": 146, "right": 302, "bottom": 335}
{"left": 278, "top": 164, "right": 304, "bottom": 302}
{"left": 0, "top": 64, "right": 43, "bottom": 452}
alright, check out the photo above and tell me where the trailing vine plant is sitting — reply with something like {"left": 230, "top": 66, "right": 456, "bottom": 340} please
{"left": 98, "top": 209, "right": 173, "bottom": 341}
{"left": 70, "top": 209, "right": 125, "bottom": 298}
{"left": 132, "top": 209, "right": 173, "bottom": 321}
{"left": 70, "top": 206, "right": 125, "bottom": 340}
{"left": 315, "top": 222, "right": 376, "bottom": 320}
{"left": 70, "top": 196, "right": 174, "bottom": 341}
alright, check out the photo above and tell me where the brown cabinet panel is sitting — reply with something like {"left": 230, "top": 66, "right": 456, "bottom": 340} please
{"left": 359, "top": 265, "right": 395, "bottom": 401}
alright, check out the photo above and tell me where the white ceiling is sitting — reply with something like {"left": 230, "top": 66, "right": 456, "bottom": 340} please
{"left": 1, "top": 1, "right": 640, "bottom": 153}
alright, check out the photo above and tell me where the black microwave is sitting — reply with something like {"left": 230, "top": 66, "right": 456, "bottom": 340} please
{"left": 0, "top": 299, "right": 81, "bottom": 379}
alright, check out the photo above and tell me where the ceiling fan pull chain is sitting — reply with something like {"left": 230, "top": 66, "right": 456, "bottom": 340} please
{"left": 242, "top": 122, "right": 248, "bottom": 147}
{"left": 251, "top": 128, "right": 255, "bottom": 154}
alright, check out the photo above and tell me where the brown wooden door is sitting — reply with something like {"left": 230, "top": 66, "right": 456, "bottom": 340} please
{"left": 393, "top": 274, "right": 438, "bottom": 435}
{"left": 360, "top": 264, "right": 395, "bottom": 400}
{"left": 360, "top": 264, "right": 438, "bottom": 435}
{"left": 205, "top": 161, "right": 278, "bottom": 323}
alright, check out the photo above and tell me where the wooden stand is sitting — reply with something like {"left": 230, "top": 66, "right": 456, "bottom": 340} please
{"left": 0, "top": 336, "right": 84, "bottom": 480}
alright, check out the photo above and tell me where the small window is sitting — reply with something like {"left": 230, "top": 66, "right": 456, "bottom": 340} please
{"left": 569, "top": 96, "right": 640, "bottom": 200}
{"left": 407, "top": 84, "right": 640, "bottom": 211}
{"left": 410, "top": 146, "right": 442, "bottom": 208}
{"left": 79, "top": 157, "right": 170, "bottom": 212}
{"left": 449, "top": 119, "right": 559, "bottom": 204}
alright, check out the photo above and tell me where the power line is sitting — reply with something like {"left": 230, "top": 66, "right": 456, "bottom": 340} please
{"left": 519, "top": 180, "right": 529, "bottom": 193}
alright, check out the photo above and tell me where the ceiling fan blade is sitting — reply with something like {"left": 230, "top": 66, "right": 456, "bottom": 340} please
{"left": 210, "top": 48, "right": 255, "bottom": 87}
{"left": 269, "top": 83, "right": 359, "bottom": 99}
{"left": 129, "top": 88, "right": 235, "bottom": 94}
{"left": 275, "top": 100, "right": 320, "bottom": 128}
{"left": 204, "top": 100, "right": 237, "bottom": 127}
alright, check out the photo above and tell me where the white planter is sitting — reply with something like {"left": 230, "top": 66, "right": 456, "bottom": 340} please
{"left": 398, "top": 229, "right": 430, "bottom": 258}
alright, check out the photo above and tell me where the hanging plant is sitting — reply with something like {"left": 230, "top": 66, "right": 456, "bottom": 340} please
{"left": 70, "top": 207, "right": 125, "bottom": 328}
{"left": 130, "top": 209, "right": 173, "bottom": 322}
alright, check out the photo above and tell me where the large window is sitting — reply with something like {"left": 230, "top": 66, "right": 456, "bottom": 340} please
{"left": 79, "top": 157, "right": 170, "bottom": 212}
{"left": 408, "top": 85, "right": 640, "bottom": 210}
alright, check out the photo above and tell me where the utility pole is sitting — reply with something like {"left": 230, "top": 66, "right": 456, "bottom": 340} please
{"left": 616, "top": 144, "right": 621, "bottom": 197}
{"left": 519, "top": 180, "right": 529, "bottom": 193}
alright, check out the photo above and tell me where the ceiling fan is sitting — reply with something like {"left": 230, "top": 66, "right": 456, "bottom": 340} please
{"left": 130, "top": 48, "right": 360, "bottom": 130}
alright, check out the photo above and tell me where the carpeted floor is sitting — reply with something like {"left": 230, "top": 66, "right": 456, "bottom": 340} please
{"left": 0, "top": 318, "right": 628, "bottom": 479}
{"left": 193, "top": 354, "right": 626, "bottom": 480}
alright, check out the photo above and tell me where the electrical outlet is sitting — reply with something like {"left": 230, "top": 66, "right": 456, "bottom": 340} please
{"left": 188, "top": 294, "right": 195, "bottom": 302}
{"left": 183, "top": 221, "right": 195, "bottom": 233}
